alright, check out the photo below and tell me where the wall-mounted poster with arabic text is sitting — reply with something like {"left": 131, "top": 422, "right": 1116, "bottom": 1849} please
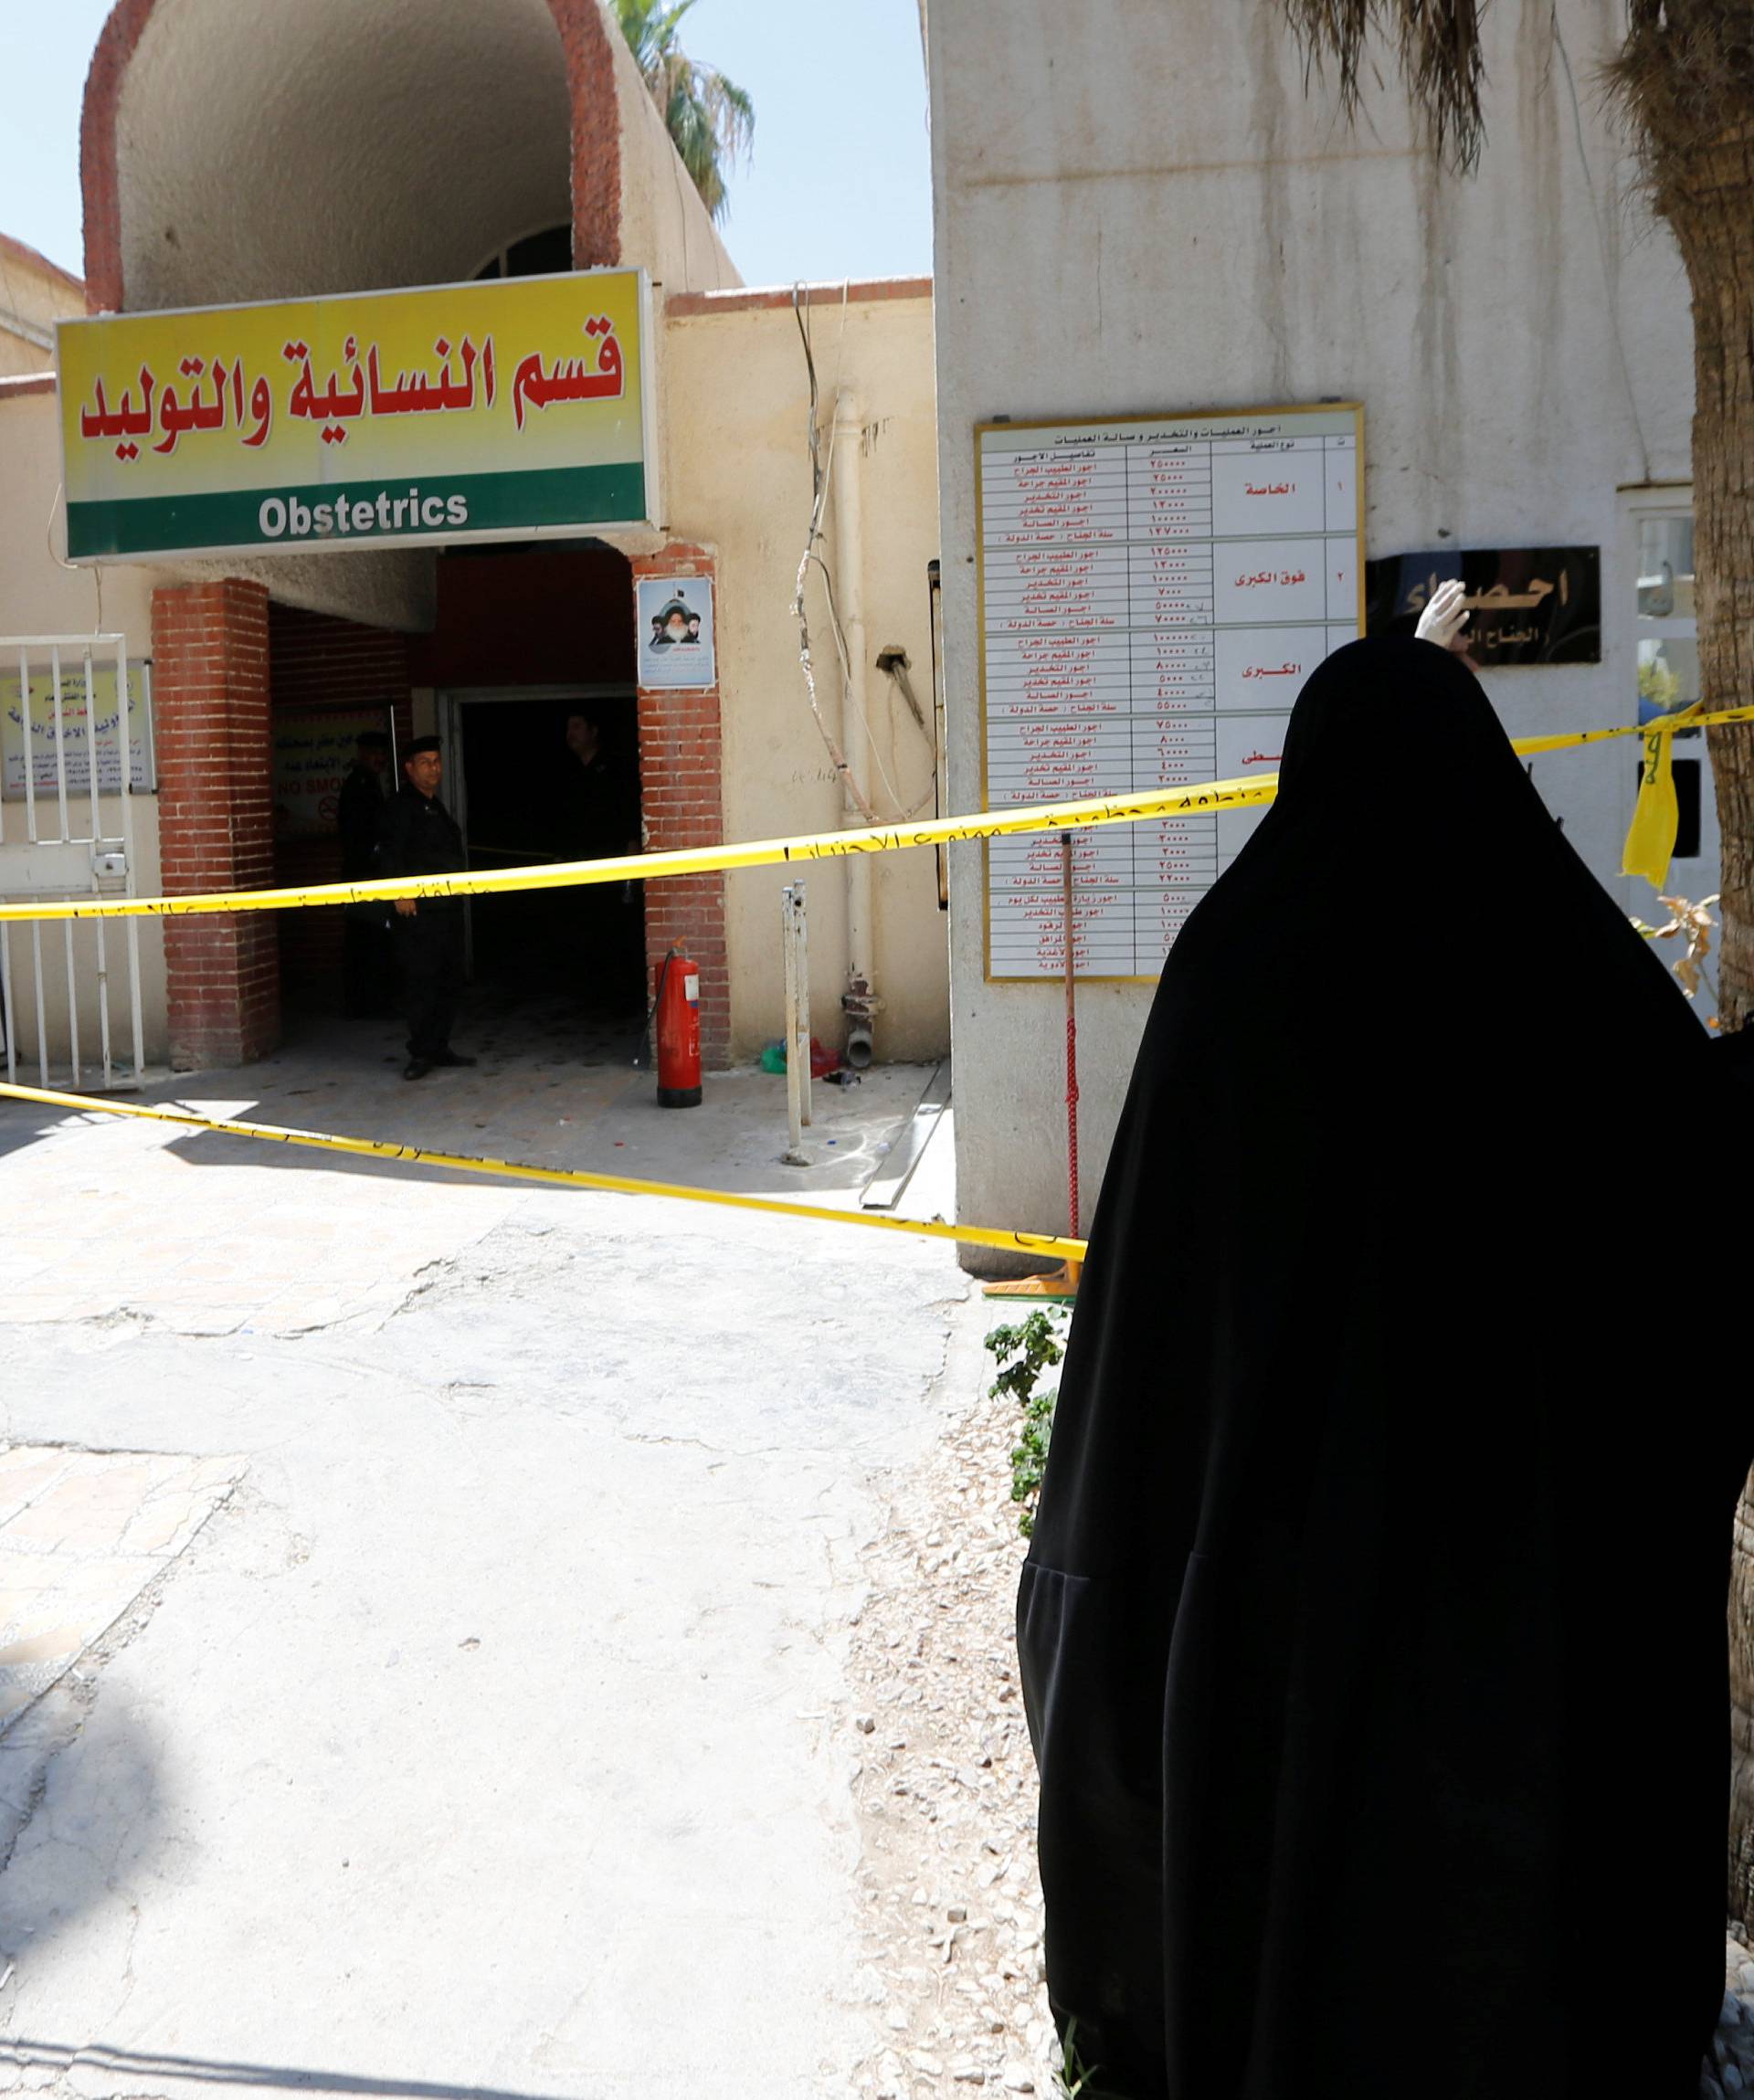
{"left": 0, "top": 661, "right": 152, "bottom": 801}
{"left": 977, "top": 404, "right": 1365, "bottom": 982}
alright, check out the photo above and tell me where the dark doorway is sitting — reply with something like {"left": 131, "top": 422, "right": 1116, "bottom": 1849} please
{"left": 458, "top": 693, "right": 646, "bottom": 1018}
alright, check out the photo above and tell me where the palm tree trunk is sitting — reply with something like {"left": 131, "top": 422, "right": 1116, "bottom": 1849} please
{"left": 1673, "top": 135, "right": 1754, "bottom": 1031}
{"left": 1662, "top": 121, "right": 1754, "bottom": 1931}
{"left": 1733, "top": 1494, "right": 1754, "bottom": 1929}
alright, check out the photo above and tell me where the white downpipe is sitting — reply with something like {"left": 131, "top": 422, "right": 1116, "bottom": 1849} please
{"left": 831, "top": 389, "right": 877, "bottom": 1066}
{"left": 781, "top": 880, "right": 811, "bottom": 1165}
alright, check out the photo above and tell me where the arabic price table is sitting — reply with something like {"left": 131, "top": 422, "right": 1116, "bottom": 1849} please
{"left": 979, "top": 409, "right": 1362, "bottom": 979}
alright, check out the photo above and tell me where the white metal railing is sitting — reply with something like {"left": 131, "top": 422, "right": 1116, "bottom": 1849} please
{"left": 0, "top": 636, "right": 152, "bottom": 1090}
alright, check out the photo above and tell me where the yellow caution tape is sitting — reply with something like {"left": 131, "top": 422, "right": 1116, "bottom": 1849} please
{"left": 1509, "top": 702, "right": 1754, "bottom": 757}
{"left": 3, "top": 705, "right": 1750, "bottom": 927}
{"left": 0, "top": 1082, "right": 1089, "bottom": 1265}
{"left": 0, "top": 778, "right": 1275, "bottom": 924}
{"left": 1622, "top": 702, "right": 1705, "bottom": 888}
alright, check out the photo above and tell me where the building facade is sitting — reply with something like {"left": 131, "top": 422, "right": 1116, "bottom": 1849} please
{"left": 0, "top": 233, "right": 84, "bottom": 376}
{"left": 925, "top": 0, "right": 1706, "bottom": 1262}
{"left": 0, "top": 0, "right": 945, "bottom": 1082}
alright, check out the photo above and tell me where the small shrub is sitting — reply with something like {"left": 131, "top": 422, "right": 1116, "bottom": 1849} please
{"left": 985, "top": 1309, "right": 1069, "bottom": 1539}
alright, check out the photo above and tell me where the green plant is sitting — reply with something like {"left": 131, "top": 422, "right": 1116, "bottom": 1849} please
{"left": 1639, "top": 652, "right": 1682, "bottom": 717}
{"left": 615, "top": 0, "right": 755, "bottom": 225}
{"left": 986, "top": 1309, "right": 1068, "bottom": 1538}
{"left": 1054, "top": 2019, "right": 1122, "bottom": 2099}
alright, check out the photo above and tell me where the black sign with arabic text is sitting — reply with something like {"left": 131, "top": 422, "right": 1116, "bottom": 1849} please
{"left": 1364, "top": 546, "right": 1601, "bottom": 665}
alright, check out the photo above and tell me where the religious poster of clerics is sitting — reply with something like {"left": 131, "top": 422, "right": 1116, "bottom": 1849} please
{"left": 976, "top": 405, "right": 1365, "bottom": 982}
{"left": 636, "top": 574, "right": 716, "bottom": 689}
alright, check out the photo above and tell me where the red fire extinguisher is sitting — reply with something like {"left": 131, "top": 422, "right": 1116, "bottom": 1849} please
{"left": 654, "top": 944, "right": 702, "bottom": 1108}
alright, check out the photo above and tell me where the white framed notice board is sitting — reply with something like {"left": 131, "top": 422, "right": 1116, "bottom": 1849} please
{"left": 977, "top": 404, "right": 1365, "bottom": 981}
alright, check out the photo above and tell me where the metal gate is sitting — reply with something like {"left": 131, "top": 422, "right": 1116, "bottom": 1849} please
{"left": 0, "top": 636, "right": 153, "bottom": 1090}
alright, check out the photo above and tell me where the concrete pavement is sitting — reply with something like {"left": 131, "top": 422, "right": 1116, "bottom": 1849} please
{"left": 0, "top": 1000, "right": 985, "bottom": 2099}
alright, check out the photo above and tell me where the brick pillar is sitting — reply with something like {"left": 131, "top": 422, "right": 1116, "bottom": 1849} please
{"left": 152, "top": 578, "right": 281, "bottom": 1069}
{"left": 631, "top": 547, "right": 729, "bottom": 1069}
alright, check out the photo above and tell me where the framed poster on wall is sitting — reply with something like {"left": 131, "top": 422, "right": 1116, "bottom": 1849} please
{"left": 976, "top": 404, "right": 1365, "bottom": 982}
{"left": 0, "top": 659, "right": 153, "bottom": 799}
{"left": 636, "top": 574, "right": 716, "bottom": 689}
{"left": 272, "top": 706, "right": 396, "bottom": 840}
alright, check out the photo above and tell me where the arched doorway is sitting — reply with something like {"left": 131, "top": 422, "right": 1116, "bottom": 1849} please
{"left": 82, "top": 0, "right": 737, "bottom": 1072}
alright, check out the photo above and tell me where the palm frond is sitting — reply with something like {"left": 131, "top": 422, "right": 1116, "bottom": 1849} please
{"left": 1282, "top": 0, "right": 1487, "bottom": 171}
{"left": 615, "top": 0, "right": 754, "bottom": 225}
{"left": 692, "top": 68, "right": 755, "bottom": 161}
{"left": 1606, "top": 2, "right": 1754, "bottom": 212}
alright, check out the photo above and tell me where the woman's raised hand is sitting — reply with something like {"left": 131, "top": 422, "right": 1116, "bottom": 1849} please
{"left": 1416, "top": 577, "right": 1472, "bottom": 654}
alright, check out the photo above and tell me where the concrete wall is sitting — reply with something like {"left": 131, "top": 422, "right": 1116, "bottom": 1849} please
{"left": 661, "top": 285, "right": 947, "bottom": 1063}
{"left": 0, "top": 384, "right": 168, "bottom": 1071}
{"left": 607, "top": 11, "right": 740, "bottom": 304}
{"left": 927, "top": 0, "right": 1699, "bottom": 1256}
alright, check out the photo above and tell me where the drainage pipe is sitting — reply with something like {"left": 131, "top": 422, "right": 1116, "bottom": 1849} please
{"left": 831, "top": 387, "right": 879, "bottom": 1067}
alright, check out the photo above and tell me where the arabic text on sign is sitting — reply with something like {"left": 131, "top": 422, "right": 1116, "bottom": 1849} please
{"left": 77, "top": 318, "right": 625, "bottom": 465}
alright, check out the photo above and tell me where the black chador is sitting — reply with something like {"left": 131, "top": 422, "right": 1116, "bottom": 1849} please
{"left": 1018, "top": 637, "right": 1753, "bottom": 2099}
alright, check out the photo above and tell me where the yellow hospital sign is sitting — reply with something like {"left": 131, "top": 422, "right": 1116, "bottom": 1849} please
{"left": 58, "top": 268, "right": 653, "bottom": 562}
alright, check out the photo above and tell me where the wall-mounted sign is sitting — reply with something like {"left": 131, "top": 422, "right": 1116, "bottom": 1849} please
{"left": 976, "top": 404, "right": 1364, "bottom": 982}
{"left": 0, "top": 661, "right": 152, "bottom": 800}
{"left": 1364, "top": 546, "right": 1601, "bottom": 664}
{"left": 58, "top": 269, "right": 655, "bottom": 563}
{"left": 272, "top": 708, "right": 396, "bottom": 841}
{"left": 636, "top": 573, "right": 716, "bottom": 689}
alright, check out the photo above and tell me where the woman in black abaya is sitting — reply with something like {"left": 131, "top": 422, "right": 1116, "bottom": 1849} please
{"left": 1018, "top": 626, "right": 1752, "bottom": 2099}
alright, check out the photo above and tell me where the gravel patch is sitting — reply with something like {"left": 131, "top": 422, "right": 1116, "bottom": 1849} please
{"left": 846, "top": 1364, "right": 1059, "bottom": 2099}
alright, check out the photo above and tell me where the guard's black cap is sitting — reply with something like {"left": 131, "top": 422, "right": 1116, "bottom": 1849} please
{"left": 405, "top": 735, "right": 442, "bottom": 757}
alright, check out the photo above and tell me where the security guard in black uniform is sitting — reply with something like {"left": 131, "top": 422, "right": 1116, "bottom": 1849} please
{"left": 377, "top": 737, "right": 476, "bottom": 1081}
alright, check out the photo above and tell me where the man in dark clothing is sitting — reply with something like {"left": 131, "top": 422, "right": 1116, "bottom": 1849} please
{"left": 559, "top": 711, "right": 639, "bottom": 861}
{"left": 338, "top": 731, "right": 392, "bottom": 876}
{"left": 376, "top": 737, "right": 475, "bottom": 1081}
{"left": 558, "top": 710, "right": 643, "bottom": 1010}
{"left": 338, "top": 730, "right": 393, "bottom": 1017}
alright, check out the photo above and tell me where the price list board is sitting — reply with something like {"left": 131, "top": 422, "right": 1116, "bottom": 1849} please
{"left": 977, "top": 406, "right": 1364, "bottom": 980}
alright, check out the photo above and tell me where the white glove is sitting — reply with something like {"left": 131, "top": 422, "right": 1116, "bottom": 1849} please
{"left": 1415, "top": 577, "right": 1471, "bottom": 653}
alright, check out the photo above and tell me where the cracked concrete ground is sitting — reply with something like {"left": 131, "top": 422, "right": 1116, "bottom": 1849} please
{"left": 0, "top": 1008, "right": 986, "bottom": 2099}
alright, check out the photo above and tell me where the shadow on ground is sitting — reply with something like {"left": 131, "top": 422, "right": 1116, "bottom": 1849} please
{"left": 0, "top": 1699, "right": 165, "bottom": 1981}
{"left": 0, "top": 2042, "right": 566, "bottom": 2100}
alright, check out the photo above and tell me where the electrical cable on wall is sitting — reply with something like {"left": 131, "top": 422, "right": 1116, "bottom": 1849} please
{"left": 790, "top": 283, "right": 933, "bottom": 825}
{"left": 45, "top": 480, "right": 102, "bottom": 631}
{"left": 791, "top": 280, "right": 876, "bottom": 822}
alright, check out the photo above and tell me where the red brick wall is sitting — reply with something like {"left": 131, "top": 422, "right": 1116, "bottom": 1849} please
{"left": 269, "top": 606, "right": 413, "bottom": 1005}
{"left": 152, "top": 579, "right": 280, "bottom": 1069}
{"left": 630, "top": 545, "right": 728, "bottom": 1069}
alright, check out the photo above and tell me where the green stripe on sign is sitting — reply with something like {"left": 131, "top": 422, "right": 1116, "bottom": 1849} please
{"left": 65, "top": 462, "right": 649, "bottom": 560}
